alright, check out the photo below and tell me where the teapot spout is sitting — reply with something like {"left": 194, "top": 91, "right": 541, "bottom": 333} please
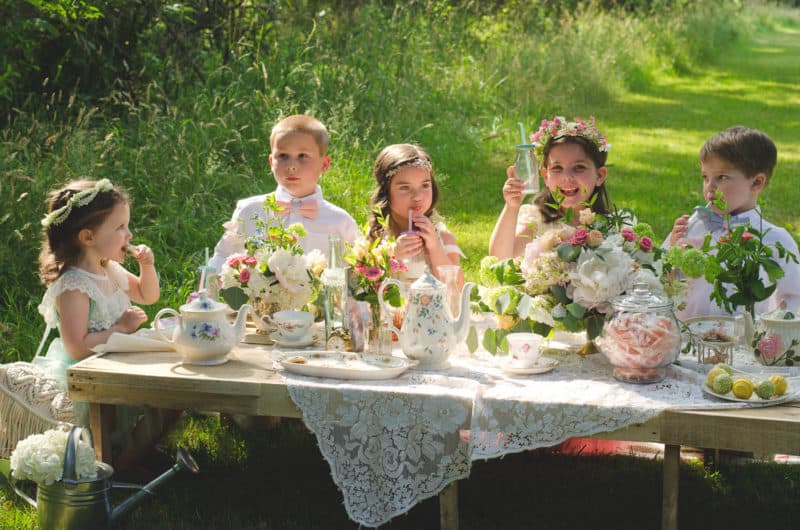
{"left": 232, "top": 304, "right": 252, "bottom": 341}
{"left": 453, "top": 282, "right": 475, "bottom": 343}
{"left": 111, "top": 447, "right": 199, "bottom": 525}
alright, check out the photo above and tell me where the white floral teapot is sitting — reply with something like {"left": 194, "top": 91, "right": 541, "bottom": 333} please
{"left": 378, "top": 269, "right": 474, "bottom": 369}
{"left": 154, "top": 292, "right": 251, "bottom": 365}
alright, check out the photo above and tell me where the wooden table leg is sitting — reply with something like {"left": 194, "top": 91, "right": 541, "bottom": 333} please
{"left": 662, "top": 444, "right": 680, "bottom": 530}
{"left": 439, "top": 480, "right": 459, "bottom": 530}
{"left": 89, "top": 403, "right": 114, "bottom": 464}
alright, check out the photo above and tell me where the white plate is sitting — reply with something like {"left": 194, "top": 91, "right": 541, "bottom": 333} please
{"left": 271, "top": 333, "right": 315, "bottom": 348}
{"left": 702, "top": 385, "right": 797, "bottom": 405}
{"left": 279, "top": 351, "right": 418, "bottom": 380}
{"left": 501, "top": 357, "right": 559, "bottom": 376}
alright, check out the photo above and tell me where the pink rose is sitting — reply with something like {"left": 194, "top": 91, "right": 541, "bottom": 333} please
{"left": 741, "top": 232, "right": 754, "bottom": 242}
{"left": 228, "top": 256, "right": 242, "bottom": 269}
{"left": 639, "top": 236, "right": 653, "bottom": 252}
{"left": 570, "top": 228, "right": 588, "bottom": 246}
{"left": 238, "top": 268, "right": 251, "bottom": 284}
{"left": 586, "top": 229, "right": 604, "bottom": 248}
{"left": 757, "top": 333, "right": 782, "bottom": 361}
{"left": 390, "top": 257, "right": 407, "bottom": 273}
{"left": 621, "top": 227, "right": 636, "bottom": 242}
{"left": 243, "top": 256, "right": 257, "bottom": 267}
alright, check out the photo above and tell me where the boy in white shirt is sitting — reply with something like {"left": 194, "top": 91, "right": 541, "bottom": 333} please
{"left": 666, "top": 126, "right": 800, "bottom": 319}
{"left": 210, "top": 115, "right": 359, "bottom": 271}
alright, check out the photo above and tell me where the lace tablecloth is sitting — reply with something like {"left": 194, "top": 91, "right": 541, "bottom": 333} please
{"left": 282, "top": 346, "right": 798, "bottom": 527}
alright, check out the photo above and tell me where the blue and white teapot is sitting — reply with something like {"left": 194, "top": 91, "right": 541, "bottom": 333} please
{"left": 378, "top": 269, "right": 474, "bottom": 369}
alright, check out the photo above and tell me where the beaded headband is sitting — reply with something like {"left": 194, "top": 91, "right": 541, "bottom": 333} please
{"left": 41, "top": 179, "right": 114, "bottom": 228}
{"left": 383, "top": 159, "right": 433, "bottom": 182}
{"left": 530, "top": 116, "right": 610, "bottom": 163}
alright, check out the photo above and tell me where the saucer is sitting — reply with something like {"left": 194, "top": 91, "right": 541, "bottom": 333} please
{"left": 271, "top": 332, "right": 315, "bottom": 348}
{"left": 501, "top": 357, "right": 559, "bottom": 375}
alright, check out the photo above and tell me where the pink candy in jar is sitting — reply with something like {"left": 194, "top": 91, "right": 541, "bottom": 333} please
{"left": 597, "top": 283, "right": 681, "bottom": 384}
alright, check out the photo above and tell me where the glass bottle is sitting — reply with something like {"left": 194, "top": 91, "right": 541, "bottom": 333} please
{"left": 322, "top": 235, "right": 349, "bottom": 347}
{"left": 436, "top": 265, "right": 462, "bottom": 319}
{"left": 515, "top": 143, "right": 540, "bottom": 195}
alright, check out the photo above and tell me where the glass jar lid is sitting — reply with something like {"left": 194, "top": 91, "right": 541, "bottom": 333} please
{"left": 610, "top": 282, "right": 672, "bottom": 312}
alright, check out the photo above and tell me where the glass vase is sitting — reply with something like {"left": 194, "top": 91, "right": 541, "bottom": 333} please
{"left": 251, "top": 297, "right": 281, "bottom": 335}
{"left": 366, "top": 303, "right": 392, "bottom": 355}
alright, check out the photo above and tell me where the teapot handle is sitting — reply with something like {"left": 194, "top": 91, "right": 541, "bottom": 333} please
{"left": 153, "top": 308, "right": 179, "bottom": 343}
{"left": 377, "top": 278, "right": 404, "bottom": 338}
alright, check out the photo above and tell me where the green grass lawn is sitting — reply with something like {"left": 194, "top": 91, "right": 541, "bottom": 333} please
{"left": 3, "top": 2, "right": 800, "bottom": 529}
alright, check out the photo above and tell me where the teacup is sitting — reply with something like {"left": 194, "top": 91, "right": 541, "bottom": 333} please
{"left": 506, "top": 333, "right": 544, "bottom": 367}
{"left": 271, "top": 310, "right": 314, "bottom": 342}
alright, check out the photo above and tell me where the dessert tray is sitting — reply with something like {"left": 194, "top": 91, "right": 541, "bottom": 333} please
{"left": 701, "top": 385, "right": 797, "bottom": 405}
{"left": 278, "top": 350, "right": 418, "bottom": 380}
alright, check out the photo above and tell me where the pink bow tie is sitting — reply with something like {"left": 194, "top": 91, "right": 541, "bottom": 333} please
{"left": 276, "top": 199, "right": 318, "bottom": 220}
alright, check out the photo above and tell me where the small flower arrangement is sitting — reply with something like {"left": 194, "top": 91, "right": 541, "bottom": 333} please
{"left": 344, "top": 210, "right": 407, "bottom": 308}
{"left": 10, "top": 428, "right": 96, "bottom": 485}
{"left": 218, "top": 195, "right": 326, "bottom": 311}
{"left": 473, "top": 208, "right": 678, "bottom": 354}
{"left": 664, "top": 196, "right": 798, "bottom": 318}
{"left": 530, "top": 116, "right": 610, "bottom": 163}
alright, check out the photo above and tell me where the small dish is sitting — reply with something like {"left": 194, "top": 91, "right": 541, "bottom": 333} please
{"left": 501, "top": 357, "right": 559, "bottom": 376}
{"left": 271, "top": 333, "right": 315, "bottom": 348}
{"left": 702, "top": 385, "right": 797, "bottom": 405}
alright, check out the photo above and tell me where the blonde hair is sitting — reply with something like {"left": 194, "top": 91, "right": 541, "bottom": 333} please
{"left": 270, "top": 115, "right": 329, "bottom": 155}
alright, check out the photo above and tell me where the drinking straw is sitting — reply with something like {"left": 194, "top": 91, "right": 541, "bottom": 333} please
{"left": 408, "top": 209, "right": 413, "bottom": 232}
{"left": 518, "top": 122, "right": 526, "bottom": 145}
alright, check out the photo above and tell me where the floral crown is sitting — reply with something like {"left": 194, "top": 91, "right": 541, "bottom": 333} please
{"left": 530, "top": 116, "right": 610, "bottom": 163}
{"left": 383, "top": 158, "right": 433, "bottom": 181}
{"left": 41, "top": 179, "right": 114, "bottom": 228}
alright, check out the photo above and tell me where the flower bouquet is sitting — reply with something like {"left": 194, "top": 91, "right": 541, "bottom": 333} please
{"left": 343, "top": 211, "right": 407, "bottom": 346}
{"left": 217, "top": 195, "right": 326, "bottom": 326}
{"left": 9, "top": 428, "right": 96, "bottom": 485}
{"left": 473, "top": 208, "right": 680, "bottom": 355}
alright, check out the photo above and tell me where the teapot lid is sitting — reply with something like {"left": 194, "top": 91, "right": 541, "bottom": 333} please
{"left": 410, "top": 268, "right": 444, "bottom": 292}
{"left": 179, "top": 291, "right": 229, "bottom": 313}
{"left": 611, "top": 282, "right": 672, "bottom": 311}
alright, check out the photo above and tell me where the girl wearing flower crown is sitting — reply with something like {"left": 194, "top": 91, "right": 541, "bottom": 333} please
{"left": 37, "top": 179, "right": 173, "bottom": 476}
{"left": 489, "top": 116, "right": 612, "bottom": 259}
{"left": 368, "top": 143, "right": 464, "bottom": 286}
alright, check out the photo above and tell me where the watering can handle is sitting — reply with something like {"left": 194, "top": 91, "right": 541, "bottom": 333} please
{"left": 63, "top": 425, "right": 94, "bottom": 484}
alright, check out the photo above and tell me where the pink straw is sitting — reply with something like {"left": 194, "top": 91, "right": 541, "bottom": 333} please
{"left": 408, "top": 209, "right": 413, "bottom": 232}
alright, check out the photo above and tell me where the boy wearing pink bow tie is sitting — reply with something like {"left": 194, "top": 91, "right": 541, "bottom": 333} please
{"left": 210, "top": 115, "right": 359, "bottom": 271}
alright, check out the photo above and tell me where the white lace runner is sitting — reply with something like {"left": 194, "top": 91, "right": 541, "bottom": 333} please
{"left": 282, "top": 346, "right": 799, "bottom": 527}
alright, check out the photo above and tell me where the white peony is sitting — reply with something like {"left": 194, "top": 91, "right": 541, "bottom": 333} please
{"left": 568, "top": 246, "right": 634, "bottom": 309}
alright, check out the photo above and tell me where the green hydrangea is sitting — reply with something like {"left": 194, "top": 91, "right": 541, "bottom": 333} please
{"left": 633, "top": 223, "right": 655, "bottom": 242}
{"left": 479, "top": 255, "right": 500, "bottom": 287}
{"left": 663, "top": 246, "right": 685, "bottom": 268}
{"left": 484, "top": 286, "right": 520, "bottom": 315}
{"left": 680, "top": 248, "right": 708, "bottom": 278}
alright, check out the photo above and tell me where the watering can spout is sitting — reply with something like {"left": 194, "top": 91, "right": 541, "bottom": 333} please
{"left": 111, "top": 447, "right": 199, "bottom": 525}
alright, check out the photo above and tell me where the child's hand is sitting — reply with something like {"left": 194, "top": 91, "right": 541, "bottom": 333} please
{"left": 502, "top": 166, "right": 526, "bottom": 208}
{"left": 128, "top": 244, "right": 155, "bottom": 267}
{"left": 395, "top": 232, "right": 424, "bottom": 260}
{"left": 410, "top": 214, "right": 440, "bottom": 250}
{"left": 115, "top": 306, "right": 148, "bottom": 334}
{"left": 668, "top": 215, "right": 690, "bottom": 246}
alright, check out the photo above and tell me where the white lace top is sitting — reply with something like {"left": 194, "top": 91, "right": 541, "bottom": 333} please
{"left": 38, "top": 261, "right": 131, "bottom": 333}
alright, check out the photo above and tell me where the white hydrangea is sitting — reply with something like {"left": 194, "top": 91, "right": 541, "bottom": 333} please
{"left": 10, "top": 429, "right": 97, "bottom": 485}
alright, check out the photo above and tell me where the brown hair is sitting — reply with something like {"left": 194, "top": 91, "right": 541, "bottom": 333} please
{"left": 699, "top": 126, "right": 777, "bottom": 183}
{"left": 368, "top": 144, "right": 439, "bottom": 241}
{"left": 534, "top": 135, "right": 611, "bottom": 223}
{"left": 39, "top": 180, "right": 130, "bottom": 286}
{"left": 270, "top": 114, "right": 329, "bottom": 155}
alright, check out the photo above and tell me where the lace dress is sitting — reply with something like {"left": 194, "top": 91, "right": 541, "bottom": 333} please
{"left": 37, "top": 262, "right": 164, "bottom": 450}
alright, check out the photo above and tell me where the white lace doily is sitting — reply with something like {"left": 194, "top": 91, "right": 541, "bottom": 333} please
{"left": 281, "top": 345, "right": 798, "bottom": 527}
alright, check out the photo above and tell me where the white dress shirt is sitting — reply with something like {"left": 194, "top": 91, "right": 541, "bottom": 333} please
{"left": 209, "top": 185, "right": 359, "bottom": 272}
{"left": 666, "top": 208, "right": 800, "bottom": 319}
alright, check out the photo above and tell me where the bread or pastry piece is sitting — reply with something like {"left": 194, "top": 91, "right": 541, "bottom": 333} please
{"left": 286, "top": 356, "right": 307, "bottom": 364}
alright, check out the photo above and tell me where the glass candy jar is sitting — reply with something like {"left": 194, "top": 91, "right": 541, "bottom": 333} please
{"left": 597, "top": 283, "right": 682, "bottom": 384}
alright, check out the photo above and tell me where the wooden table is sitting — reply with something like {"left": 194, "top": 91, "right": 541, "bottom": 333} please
{"left": 67, "top": 345, "right": 800, "bottom": 530}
